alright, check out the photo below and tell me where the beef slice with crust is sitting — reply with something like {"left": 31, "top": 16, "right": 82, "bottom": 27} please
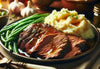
{"left": 18, "top": 23, "right": 88, "bottom": 59}
{"left": 37, "top": 33, "right": 70, "bottom": 59}
{"left": 18, "top": 23, "right": 70, "bottom": 59}
{"left": 64, "top": 35, "right": 88, "bottom": 58}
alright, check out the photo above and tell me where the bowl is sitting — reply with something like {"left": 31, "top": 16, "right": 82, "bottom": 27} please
{"left": 0, "top": 23, "right": 99, "bottom": 64}
{"left": 61, "top": 0, "right": 96, "bottom": 20}
{"left": 0, "top": 9, "right": 9, "bottom": 29}
{"left": 31, "top": 0, "right": 54, "bottom": 9}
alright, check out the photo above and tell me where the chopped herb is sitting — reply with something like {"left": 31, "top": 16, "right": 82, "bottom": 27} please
{"left": 32, "top": 29, "right": 35, "bottom": 33}
{"left": 63, "top": 10, "right": 69, "bottom": 13}
{"left": 53, "top": 13, "right": 55, "bottom": 15}
{"left": 19, "top": 38, "right": 22, "bottom": 41}
{"left": 65, "top": 10, "right": 69, "bottom": 13}
{"left": 70, "top": 14, "right": 74, "bottom": 17}
{"left": 38, "top": 28, "right": 41, "bottom": 30}
{"left": 28, "top": 40, "right": 32, "bottom": 43}
{"left": 74, "top": 15, "right": 78, "bottom": 19}
{"left": 28, "top": 38, "right": 33, "bottom": 43}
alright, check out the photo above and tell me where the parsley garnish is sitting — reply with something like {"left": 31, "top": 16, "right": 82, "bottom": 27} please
{"left": 70, "top": 14, "right": 74, "bottom": 17}
{"left": 74, "top": 15, "right": 78, "bottom": 19}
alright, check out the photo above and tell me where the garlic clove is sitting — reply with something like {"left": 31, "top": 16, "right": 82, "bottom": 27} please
{"left": 21, "top": 1, "right": 35, "bottom": 17}
{"left": 8, "top": 0, "right": 25, "bottom": 15}
{"left": 21, "top": 7, "right": 34, "bottom": 17}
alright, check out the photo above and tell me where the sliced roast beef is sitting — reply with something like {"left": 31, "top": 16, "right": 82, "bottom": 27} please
{"left": 67, "top": 35, "right": 88, "bottom": 52}
{"left": 17, "top": 24, "right": 37, "bottom": 47}
{"left": 18, "top": 23, "right": 88, "bottom": 59}
{"left": 37, "top": 33, "right": 70, "bottom": 59}
{"left": 18, "top": 23, "right": 69, "bottom": 59}
{"left": 64, "top": 47, "right": 81, "bottom": 58}
{"left": 64, "top": 35, "right": 88, "bottom": 58}
{"left": 26, "top": 33, "right": 57, "bottom": 54}
{"left": 18, "top": 23, "right": 51, "bottom": 49}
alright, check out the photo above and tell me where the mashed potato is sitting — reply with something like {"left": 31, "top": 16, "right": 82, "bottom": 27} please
{"left": 44, "top": 8, "right": 94, "bottom": 39}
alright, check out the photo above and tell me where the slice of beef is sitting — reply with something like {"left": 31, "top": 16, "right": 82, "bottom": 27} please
{"left": 19, "top": 32, "right": 37, "bottom": 50}
{"left": 18, "top": 23, "right": 88, "bottom": 59}
{"left": 67, "top": 35, "right": 88, "bottom": 52}
{"left": 17, "top": 24, "right": 37, "bottom": 47}
{"left": 37, "top": 33, "right": 70, "bottom": 59}
{"left": 26, "top": 33, "right": 57, "bottom": 54}
{"left": 18, "top": 23, "right": 49, "bottom": 49}
{"left": 18, "top": 23, "right": 69, "bottom": 59}
{"left": 64, "top": 47, "right": 81, "bottom": 58}
{"left": 64, "top": 35, "right": 88, "bottom": 58}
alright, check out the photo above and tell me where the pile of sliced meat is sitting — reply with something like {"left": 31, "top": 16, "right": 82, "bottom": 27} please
{"left": 18, "top": 23, "right": 89, "bottom": 59}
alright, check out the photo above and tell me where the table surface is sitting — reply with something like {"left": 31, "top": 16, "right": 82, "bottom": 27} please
{"left": 0, "top": 1, "right": 100, "bottom": 69}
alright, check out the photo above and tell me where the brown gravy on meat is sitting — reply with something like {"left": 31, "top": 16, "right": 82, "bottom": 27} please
{"left": 18, "top": 23, "right": 93, "bottom": 59}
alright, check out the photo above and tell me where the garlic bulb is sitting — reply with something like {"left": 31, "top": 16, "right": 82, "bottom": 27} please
{"left": 21, "top": 1, "right": 35, "bottom": 17}
{"left": 9, "top": 0, "right": 25, "bottom": 15}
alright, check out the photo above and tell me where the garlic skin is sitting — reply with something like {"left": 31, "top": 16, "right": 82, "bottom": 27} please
{"left": 21, "top": 1, "right": 34, "bottom": 17}
{"left": 9, "top": 0, "right": 25, "bottom": 15}
{"left": 21, "top": 7, "right": 34, "bottom": 17}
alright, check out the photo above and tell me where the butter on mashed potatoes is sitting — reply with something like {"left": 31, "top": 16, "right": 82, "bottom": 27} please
{"left": 44, "top": 8, "right": 94, "bottom": 39}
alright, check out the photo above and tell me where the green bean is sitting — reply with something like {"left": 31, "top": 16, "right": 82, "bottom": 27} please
{"left": 6, "top": 30, "right": 11, "bottom": 39}
{"left": 9, "top": 17, "right": 44, "bottom": 38}
{"left": 0, "top": 32, "right": 5, "bottom": 36}
{"left": 11, "top": 20, "right": 34, "bottom": 33}
{"left": 12, "top": 17, "right": 44, "bottom": 34}
{"left": 5, "top": 42, "right": 8, "bottom": 48}
{"left": 8, "top": 42, "right": 13, "bottom": 52}
{"left": 14, "top": 13, "right": 48, "bottom": 24}
{"left": 0, "top": 13, "right": 49, "bottom": 34}
{"left": 17, "top": 13, "right": 39, "bottom": 23}
{"left": 0, "top": 13, "right": 38, "bottom": 34}
{"left": 13, "top": 42, "right": 19, "bottom": 54}
{"left": 3, "top": 23, "right": 17, "bottom": 29}
{"left": 0, "top": 13, "right": 50, "bottom": 55}
{"left": 0, "top": 35, "right": 6, "bottom": 43}
{"left": 8, "top": 24, "right": 29, "bottom": 38}
{"left": 0, "top": 23, "right": 17, "bottom": 34}
{"left": 30, "top": 13, "right": 49, "bottom": 19}
{"left": 6, "top": 37, "right": 14, "bottom": 42}
{"left": 30, "top": 17, "right": 45, "bottom": 24}
{"left": 6, "top": 25, "right": 28, "bottom": 42}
